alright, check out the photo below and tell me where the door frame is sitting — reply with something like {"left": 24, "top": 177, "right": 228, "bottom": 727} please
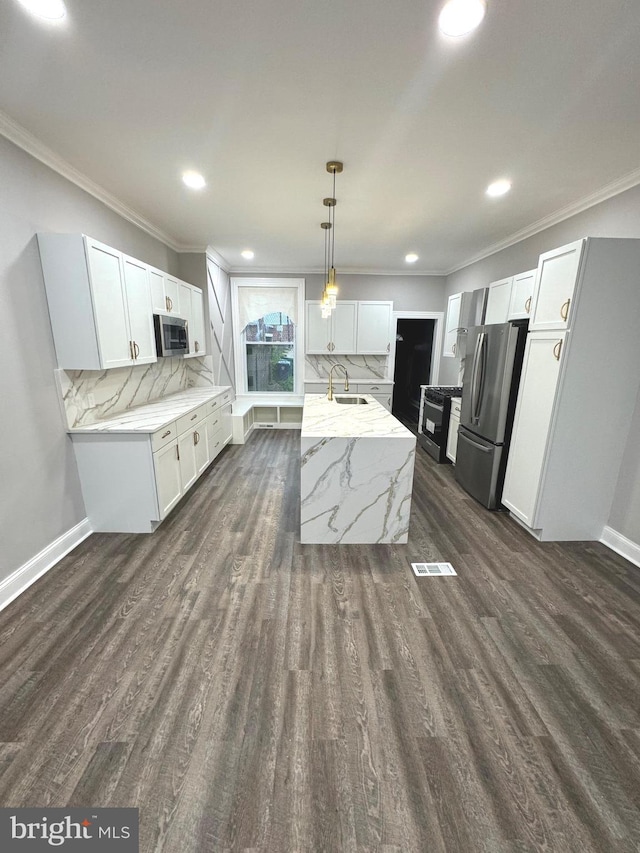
{"left": 388, "top": 311, "right": 444, "bottom": 402}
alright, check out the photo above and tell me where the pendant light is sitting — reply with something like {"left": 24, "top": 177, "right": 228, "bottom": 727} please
{"left": 320, "top": 221, "right": 332, "bottom": 319}
{"left": 324, "top": 161, "right": 342, "bottom": 309}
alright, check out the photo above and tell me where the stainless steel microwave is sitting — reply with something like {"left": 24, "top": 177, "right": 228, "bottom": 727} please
{"left": 153, "top": 313, "right": 189, "bottom": 357}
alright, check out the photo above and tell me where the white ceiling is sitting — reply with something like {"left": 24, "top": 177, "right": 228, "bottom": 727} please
{"left": 1, "top": 0, "right": 640, "bottom": 273}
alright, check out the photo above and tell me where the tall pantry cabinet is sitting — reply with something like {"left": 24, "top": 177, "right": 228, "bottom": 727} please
{"left": 502, "top": 238, "right": 640, "bottom": 541}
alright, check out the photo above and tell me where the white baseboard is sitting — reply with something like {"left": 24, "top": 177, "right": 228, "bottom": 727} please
{"left": 601, "top": 525, "right": 640, "bottom": 569}
{"left": 0, "top": 518, "right": 93, "bottom": 614}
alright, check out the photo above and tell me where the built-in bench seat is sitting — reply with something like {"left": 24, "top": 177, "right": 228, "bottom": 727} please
{"left": 231, "top": 395, "right": 306, "bottom": 444}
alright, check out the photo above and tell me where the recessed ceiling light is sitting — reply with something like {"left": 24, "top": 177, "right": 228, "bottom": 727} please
{"left": 241, "top": 249, "right": 255, "bottom": 260}
{"left": 486, "top": 179, "right": 512, "bottom": 197}
{"left": 16, "top": 0, "right": 67, "bottom": 21}
{"left": 439, "top": 0, "right": 486, "bottom": 37}
{"left": 405, "top": 253, "right": 419, "bottom": 263}
{"left": 182, "top": 171, "right": 206, "bottom": 190}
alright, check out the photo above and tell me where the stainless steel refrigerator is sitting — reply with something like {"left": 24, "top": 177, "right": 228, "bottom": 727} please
{"left": 454, "top": 321, "right": 527, "bottom": 509}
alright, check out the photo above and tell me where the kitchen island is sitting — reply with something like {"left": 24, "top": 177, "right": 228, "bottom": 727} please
{"left": 300, "top": 393, "right": 416, "bottom": 544}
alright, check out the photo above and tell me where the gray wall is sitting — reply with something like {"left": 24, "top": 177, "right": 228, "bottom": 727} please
{"left": 229, "top": 271, "right": 447, "bottom": 312}
{"left": 439, "top": 181, "right": 640, "bottom": 546}
{"left": 0, "top": 135, "right": 178, "bottom": 582}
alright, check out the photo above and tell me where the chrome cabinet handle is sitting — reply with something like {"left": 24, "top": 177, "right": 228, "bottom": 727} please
{"left": 560, "top": 298, "right": 570, "bottom": 321}
{"left": 525, "top": 296, "right": 531, "bottom": 314}
{"left": 161, "top": 429, "right": 171, "bottom": 439}
{"left": 553, "top": 340, "right": 563, "bottom": 361}
{"left": 194, "top": 431, "right": 200, "bottom": 445}
{"left": 190, "top": 413, "right": 197, "bottom": 421}
{"left": 452, "top": 342, "right": 456, "bottom": 355}
{"left": 194, "top": 341, "right": 199, "bottom": 353}
{"left": 129, "top": 340, "right": 134, "bottom": 360}
{"left": 387, "top": 342, "right": 390, "bottom": 352}
{"left": 133, "top": 341, "right": 140, "bottom": 359}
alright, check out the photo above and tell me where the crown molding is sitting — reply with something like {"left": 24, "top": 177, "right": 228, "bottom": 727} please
{"left": 0, "top": 109, "right": 192, "bottom": 252}
{"left": 448, "top": 165, "right": 640, "bottom": 275}
{"left": 227, "top": 265, "right": 447, "bottom": 276}
{"left": 205, "top": 245, "right": 231, "bottom": 272}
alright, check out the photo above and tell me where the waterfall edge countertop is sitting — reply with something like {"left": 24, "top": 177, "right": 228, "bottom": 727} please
{"left": 301, "top": 393, "right": 414, "bottom": 439}
{"left": 300, "top": 394, "right": 416, "bottom": 544}
{"left": 67, "top": 386, "right": 233, "bottom": 433}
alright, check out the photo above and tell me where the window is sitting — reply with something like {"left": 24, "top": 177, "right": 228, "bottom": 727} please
{"left": 231, "top": 278, "right": 304, "bottom": 396}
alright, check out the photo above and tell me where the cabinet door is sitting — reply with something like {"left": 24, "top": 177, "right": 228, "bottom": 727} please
{"left": 85, "top": 238, "right": 132, "bottom": 369}
{"left": 331, "top": 301, "right": 358, "bottom": 353}
{"left": 178, "top": 431, "right": 198, "bottom": 491}
{"left": 194, "top": 424, "right": 209, "bottom": 475}
{"left": 190, "top": 286, "right": 206, "bottom": 356}
{"left": 502, "top": 332, "right": 565, "bottom": 526}
{"left": 220, "top": 403, "right": 233, "bottom": 444}
{"left": 356, "top": 301, "right": 393, "bottom": 354}
{"left": 149, "top": 268, "right": 166, "bottom": 313}
{"left": 530, "top": 240, "right": 585, "bottom": 331}
{"left": 485, "top": 278, "right": 513, "bottom": 325}
{"left": 165, "top": 276, "right": 181, "bottom": 315}
{"left": 154, "top": 441, "right": 183, "bottom": 519}
{"left": 178, "top": 282, "right": 193, "bottom": 353}
{"left": 305, "top": 301, "right": 331, "bottom": 353}
{"left": 444, "top": 293, "right": 461, "bottom": 357}
{"left": 508, "top": 269, "right": 536, "bottom": 320}
{"left": 446, "top": 414, "right": 460, "bottom": 463}
{"left": 122, "top": 256, "right": 156, "bottom": 365}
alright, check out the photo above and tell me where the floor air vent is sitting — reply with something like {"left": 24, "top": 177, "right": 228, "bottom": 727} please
{"left": 411, "top": 562, "right": 457, "bottom": 577}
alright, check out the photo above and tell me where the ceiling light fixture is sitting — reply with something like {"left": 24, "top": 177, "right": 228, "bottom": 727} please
{"left": 405, "top": 253, "right": 419, "bottom": 263}
{"left": 241, "top": 249, "right": 254, "bottom": 260}
{"left": 486, "top": 178, "right": 512, "bottom": 197}
{"left": 438, "top": 0, "right": 486, "bottom": 37}
{"left": 16, "top": 0, "right": 67, "bottom": 21}
{"left": 321, "top": 160, "right": 343, "bottom": 317}
{"left": 182, "top": 171, "right": 206, "bottom": 190}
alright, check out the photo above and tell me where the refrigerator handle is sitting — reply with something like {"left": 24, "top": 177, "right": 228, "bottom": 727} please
{"left": 458, "top": 430, "right": 492, "bottom": 453}
{"left": 470, "top": 332, "right": 482, "bottom": 422}
{"left": 475, "top": 332, "right": 487, "bottom": 423}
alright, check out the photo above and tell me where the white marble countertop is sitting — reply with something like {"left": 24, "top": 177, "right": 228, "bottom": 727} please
{"left": 301, "top": 393, "right": 414, "bottom": 439}
{"left": 68, "top": 386, "right": 233, "bottom": 434}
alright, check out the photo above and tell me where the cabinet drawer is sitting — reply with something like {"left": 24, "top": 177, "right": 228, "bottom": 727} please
{"left": 219, "top": 389, "right": 234, "bottom": 406}
{"left": 357, "top": 382, "right": 392, "bottom": 394}
{"left": 304, "top": 382, "right": 328, "bottom": 394}
{"left": 450, "top": 398, "right": 462, "bottom": 417}
{"left": 151, "top": 422, "right": 178, "bottom": 452}
{"left": 176, "top": 404, "right": 207, "bottom": 435}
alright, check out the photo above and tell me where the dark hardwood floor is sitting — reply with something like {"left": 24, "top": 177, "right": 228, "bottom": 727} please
{"left": 1, "top": 429, "right": 640, "bottom": 851}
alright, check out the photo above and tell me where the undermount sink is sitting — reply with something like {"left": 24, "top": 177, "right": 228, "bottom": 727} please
{"left": 334, "top": 396, "right": 368, "bottom": 405}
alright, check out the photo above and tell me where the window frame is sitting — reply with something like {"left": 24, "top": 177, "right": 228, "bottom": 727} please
{"left": 230, "top": 277, "right": 305, "bottom": 397}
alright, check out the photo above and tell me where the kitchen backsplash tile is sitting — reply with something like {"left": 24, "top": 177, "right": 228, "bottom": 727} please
{"left": 57, "top": 355, "right": 215, "bottom": 428}
{"left": 305, "top": 354, "right": 388, "bottom": 380}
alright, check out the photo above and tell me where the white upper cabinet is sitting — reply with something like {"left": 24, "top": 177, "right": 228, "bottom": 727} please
{"left": 443, "top": 293, "right": 461, "bottom": 357}
{"left": 305, "top": 300, "right": 357, "bottom": 354}
{"left": 529, "top": 239, "right": 585, "bottom": 331}
{"left": 508, "top": 269, "right": 536, "bottom": 320}
{"left": 150, "top": 268, "right": 181, "bottom": 315}
{"left": 485, "top": 277, "right": 513, "bottom": 325}
{"left": 38, "top": 233, "right": 158, "bottom": 371}
{"left": 122, "top": 255, "right": 156, "bottom": 364}
{"left": 356, "top": 301, "right": 393, "bottom": 354}
{"left": 179, "top": 281, "right": 207, "bottom": 357}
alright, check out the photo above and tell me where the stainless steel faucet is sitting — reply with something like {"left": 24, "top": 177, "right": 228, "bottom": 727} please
{"left": 328, "top": 364, "right": 349, "bottom": 400}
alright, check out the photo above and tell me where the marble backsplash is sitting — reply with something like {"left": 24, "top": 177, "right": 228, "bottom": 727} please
{"left": 305, "top": 354, "right": 388, "bottom": 381}
{"left": 57, "top": 355, "right": 216, "bottom": 429}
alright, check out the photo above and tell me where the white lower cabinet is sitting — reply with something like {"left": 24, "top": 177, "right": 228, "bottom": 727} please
{"left": 154, "top": 440, "right": 182, "bottom": 519}
{"left": 446, "top": 399, "right": 461, "bottom": 463}
{"left": 502, "top": 333, "right": 564, "bottom": 526}
{"left": 71, "top": 389, "right": 235, "bottom": 533}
